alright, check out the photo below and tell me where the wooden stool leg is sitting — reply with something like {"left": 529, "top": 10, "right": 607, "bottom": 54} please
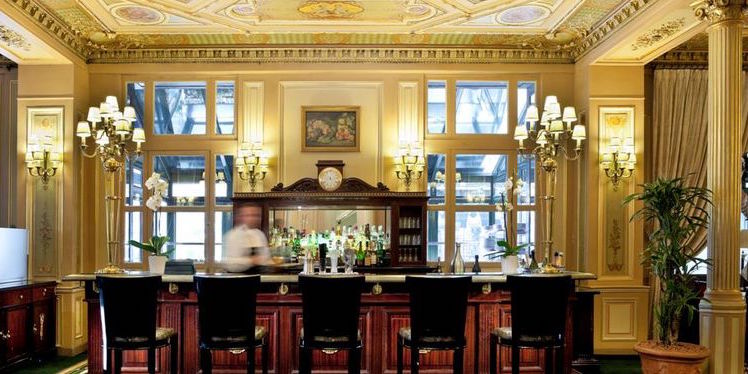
{"left": 410, "top": 346, "right": 419, "bottom": 374}
{"left": 170, "top": 338, "right": 178, "bottom": 373}
{"left": 200, "top": 347, "right": 212, "bottom": 374}
{"left": 261, "top": 340, "right": 269, "bottom": 374}
{"left": 147, "top": 347, "right": 156, "bottom": 374}
{"left": 453, "top": 348, "right": 464, "bottom": 374}
{"left": 511, "top": 345, "right": 520, "bottom": 374}
{"left": 490, "top": 335, "right": 498, "bottom": 374}
{"left": 247, "top": 345, "right": 256, "bottom": 374}
{"left": 299, "top": 346, "right": 312, "bottom": 374}
{"left": 397, "top": 338, "right": 404, "bottom": 374}
{"left": 348, "top": 347, "right": 361, "bottom": 374}
{"left": 556, "top": 345, "right": 564, "bottom": 374}
{"left": 113, "top": 349, "right": 123, "bottom": 374}
{"left": 545, "top": 347, "right": 553, "bottom": 374}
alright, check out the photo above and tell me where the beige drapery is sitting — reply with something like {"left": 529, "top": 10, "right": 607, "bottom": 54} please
{"left": 650, "top": 68, "right": 748, "bottom": 339}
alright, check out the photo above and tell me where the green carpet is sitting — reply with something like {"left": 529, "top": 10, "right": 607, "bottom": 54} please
{"left": 598, "top": 355, "right": 642, "bottom": 374}
{"left": 10, "top": 353, "right": 86, "bottom": 374}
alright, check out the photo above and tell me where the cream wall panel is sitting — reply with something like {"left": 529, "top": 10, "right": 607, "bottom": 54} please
{"left": 594, "top": 288, "right": 650, "bottom": 354}
{"left": 398, "top": 81, "right": 419, "bottom": 144}
{"left": 279, "top": 81, "right": 383, "bottom": 185}
{"left": 243, "top": 81, "right": 264, "bottom": 143}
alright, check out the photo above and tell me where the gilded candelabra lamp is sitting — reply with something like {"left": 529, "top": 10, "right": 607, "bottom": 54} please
{"left": 514, "top": 95, "right": 586, "bottom": 264}
{"left": 25, "top": 135, "right": 61, "bottom": 188}
{"left": 77, "top": 96, "right": 145, "bottom": 273}
{"left": 394, "top": 142, "right": 425, "bottom": 191}
{"left": 236, "top": 142, "right": 268, "bottom": 192}
{"left": 601, "top": 136, "right": 636, "bottom": 190}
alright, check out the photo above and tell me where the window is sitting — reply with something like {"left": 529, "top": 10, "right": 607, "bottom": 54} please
{"left": 427, "top": 153, "right": 446, "bottom": 204}
{"left": 216, "top": 82, "right": 235, "bottom": 135}
{"left": 124, "top": 155, "right": 144, "bottom": 263}
{"left": 456, "top": 81, "right": 508, "bottom": 134}
{"left": 154, "top": 82, "right": 207, "bottom": 135}
{"left": 126, "top": 82, "right": 145, "bottom": 130}
{"left": 517, "top": 81, "right": 536, "bottom": 125}
{"left": 427, "top": 81, "right": 446, "bottom": 134}
{"left": 455, "top": 154, "right": 507, "bottom": 205}
{"left": 427, "top": 210, "right": 445, "bottom": 262}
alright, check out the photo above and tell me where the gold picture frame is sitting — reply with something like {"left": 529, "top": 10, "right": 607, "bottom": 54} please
{"left": 301, "top": 106, "right": 360, "bottom": 152}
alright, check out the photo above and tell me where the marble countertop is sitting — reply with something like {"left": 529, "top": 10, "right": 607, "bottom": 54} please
{"left": 63, "top": 271, "right": 596, "bottom": 284}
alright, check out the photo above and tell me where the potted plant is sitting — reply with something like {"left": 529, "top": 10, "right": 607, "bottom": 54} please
{"left": 624, "top": 177, "right": 711, "bottom": 373}
{"left": 129, "top": 173, "right": 173, "bottom": 274}
{"left": 486, "top": 176, "right": 527, "bottom": 273}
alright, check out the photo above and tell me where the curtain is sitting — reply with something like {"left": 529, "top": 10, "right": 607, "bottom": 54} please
{"left": 650, "top": 68, "right": 748, "bottom": 339}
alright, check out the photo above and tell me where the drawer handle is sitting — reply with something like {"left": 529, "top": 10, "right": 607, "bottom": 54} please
{"left": 19, "top": 294, "right": 24, "bottom": 300}
{"left": 229, "top": 349, "right": 245, "bottom": 355}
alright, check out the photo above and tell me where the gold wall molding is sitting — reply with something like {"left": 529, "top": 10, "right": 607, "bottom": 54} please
{"left": 651, "top": 50, "right": 748, "bottom": 68}
{"left": 5, "top": 0, "right": 89, "bottom": 58}
{"left": 573, "top": 0, "right": 657, "bottom": 60}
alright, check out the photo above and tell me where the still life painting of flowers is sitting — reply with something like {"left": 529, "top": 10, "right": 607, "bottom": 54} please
{"left": 302, "top": 106, "right": 360, "bottom": 152}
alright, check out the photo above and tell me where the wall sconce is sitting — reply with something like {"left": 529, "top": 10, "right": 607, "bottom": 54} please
{"left": 601, "top": 136, "right": 636, "bottom": 190}
{"left": 236, "top": 142, "right": 268, "bottom": 192}
{"left": 394, "top": 142, "right": 425, "bottom": 191}
{"left": 26, "top": 135, "right": 61, "bottom": 188}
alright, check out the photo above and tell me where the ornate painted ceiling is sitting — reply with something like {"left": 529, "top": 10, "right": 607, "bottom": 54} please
{"left": 0, "top": 0, "right": 681, "bottom": 63}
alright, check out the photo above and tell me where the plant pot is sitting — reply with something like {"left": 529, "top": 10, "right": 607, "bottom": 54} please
{"left": 634, "top": 340, "right": 710, "bottom": 374}
{"left": 148, "top": 255, "right": 168, "bottom": 275}
{"left": 501, "top": 255, "right": 519, "bottom": 274}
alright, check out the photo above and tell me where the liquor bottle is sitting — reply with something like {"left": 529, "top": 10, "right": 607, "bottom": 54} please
{"left": 450, "top": 243, "right": 465, "bottom": 274}
{"left": 472, "top": 255, "right": 482, "bottom": 273}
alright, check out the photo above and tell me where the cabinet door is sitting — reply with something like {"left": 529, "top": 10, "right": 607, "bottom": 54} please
{"left": 4, "top": 306, "right": 30, "bottom": 364}
{"left": 33, "top": 301, "right": 54, "bottom": 354}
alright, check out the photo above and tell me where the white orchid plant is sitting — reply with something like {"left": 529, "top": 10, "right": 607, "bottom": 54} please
{"left": 486, "top": 175, "right": 527, "bottom": 259}
{"left": 129, "top": 173, "right": 174, "bottom": 257}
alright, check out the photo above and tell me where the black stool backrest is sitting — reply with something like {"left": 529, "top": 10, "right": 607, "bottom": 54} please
{"left": 97, "top": 275, "right": 161, "bottom": 347}
{"left": 195, "top": 274, "right": 261, "bottom": 345}
{"left": 405, "top": 275, "right": 472, "bottom": 345}
{"left": 299, "top": 275, "right": 364, "bottom": 343}
{"left": 507, "top": 274, "right": 572, "bottom": 341}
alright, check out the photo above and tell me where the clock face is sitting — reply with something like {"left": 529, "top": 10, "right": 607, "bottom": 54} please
{"left": 318, "top": 167, "right": 343, "bottom": 191}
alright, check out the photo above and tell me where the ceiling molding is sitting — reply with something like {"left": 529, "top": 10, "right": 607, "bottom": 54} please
{"left": 650, "top": 50, "right": 748, "bottom": 68}
{"left": 86, "top": 46, "right": 575, "bottom": 64}
{"left": 5, "top": 0, "right": 90, "bottom": 58}
{"left": 572, "top": 0, "right": 657, "bottom": 60}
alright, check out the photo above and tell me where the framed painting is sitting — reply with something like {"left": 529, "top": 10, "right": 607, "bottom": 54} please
{"left": 28, "top": 107, "right": 63, "bottom": 145}
{"left": 301, "top": 106, "right": 360, "bottom": 152}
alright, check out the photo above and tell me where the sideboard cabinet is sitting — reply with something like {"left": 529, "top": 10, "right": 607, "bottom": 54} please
{"left": 0, "top": 281, "right": 56, "bottom": 371}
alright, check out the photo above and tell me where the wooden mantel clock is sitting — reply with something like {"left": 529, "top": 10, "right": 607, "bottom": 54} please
{"left": 316, "top": 160, "right": 344, "bottom": 192}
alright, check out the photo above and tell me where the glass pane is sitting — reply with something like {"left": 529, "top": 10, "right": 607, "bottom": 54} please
{"left": 215, "top": 211, "right": 233, "bottom": 261}
{"left": 427, "top": 81, "right": 446, "bottom": 134}
{"left": 455, "top": 211, "right": 504, "bottom": 262}
{"left": 456, "top": 81, "right": 508, "bottom": 134}
{"left": 517, "top": 155, "right": 536, "bottom": 205}
{"left": 216, "top": 155, "right": 234, "bottom": 205}
{"left": 124, "top": 211, "right": 142, "bottom": 263}
{"left": 455, "top": 154, "right": 507, "bottom": 205}
{"left": 155, "top": 211, "right": 205, "bottom": 261}
{"left": 216, "top": 81, "right": 235, "bottom": 135}
{"left": 154, "top": 82, "right": 207, "bottom": 135}
{"left": 518, "top": 81, "right": 537, "bottom": 125}
{"left": 427, "top": 210, "right": 445, "bottom": 262}
{"left": 516, "top": 211, "right": 536, "bottom": 254}
{"left": 126, "top": 82, "right": 145, "bottom": 130}
{"left": 427, "top": 154, "right": 446, "bottom": 205}
{"left": 125, "top": 155, "right": 143, "bottom": 206}
{"left": 153, "top": 155, "right": 205, "bottom": 206}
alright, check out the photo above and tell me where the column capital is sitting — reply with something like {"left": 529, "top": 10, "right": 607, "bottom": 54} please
{"left": 692, "top": 0, "right": 747, "bottom": 23}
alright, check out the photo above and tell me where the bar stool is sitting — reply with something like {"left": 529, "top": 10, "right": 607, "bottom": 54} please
{"left": 298, "top": 274, "right": 365, "bottom": 374}
{"left": 398, "top": 275, "right": 472, "bottom": 374}
{"left": 489, "top": 274, "right": 572, "bottom": 374}
{"left": 195, "top": 274, "right": 268, "bottom": 374}
{"left": 97, "top": 275, "right": 177, "bottom": 374}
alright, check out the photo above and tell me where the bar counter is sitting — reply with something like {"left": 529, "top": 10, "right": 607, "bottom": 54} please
{"left": 64, "top": 271, "right": 596, "bottom": 374}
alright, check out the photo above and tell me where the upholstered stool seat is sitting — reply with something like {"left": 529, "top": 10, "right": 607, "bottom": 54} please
{"left": 492, "top": 327, "right": 562, "bottom": 347}
{"left": 300, "top": 328, "right": 361, "bottom": 344}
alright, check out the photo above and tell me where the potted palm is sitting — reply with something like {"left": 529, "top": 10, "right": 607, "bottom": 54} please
{"left": 624, "top": 177, "right": 711, "bottom": 373}
{"left": 129, "top": 173, "right": 173, "bottom": 274}
{"left": 486, "top": 176, "right": 527, "bottom": 273}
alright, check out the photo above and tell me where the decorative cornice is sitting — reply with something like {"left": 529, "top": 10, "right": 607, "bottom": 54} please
{"left": 650, "top": 50, "right": 748, "bottom": 68}
{"left": 573, "top": 0, "right": 657, "bottom": 60}
{"left": 692, "top": 0, "right": 747, "bottom": 23}
{"left": 5, "top": 0, "right": 90, "bottom": 60}
{"left": 86, "top": 46, "right": 575, "bottom": 64}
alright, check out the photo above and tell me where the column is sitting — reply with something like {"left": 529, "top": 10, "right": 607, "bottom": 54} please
{"left": 694, "top": 1, "right": 746, "bottom": 373}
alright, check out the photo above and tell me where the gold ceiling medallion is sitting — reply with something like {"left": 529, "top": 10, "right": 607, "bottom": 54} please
{"left": 497, "top": 5, "right": 551, "bottom": 26}
{"left": 227, "top": 2, "right": 257, "bottom": 19}
{"left": 631, "top": 18, "right": 686, "bottom": 51}
{"left": 111, "top": 4, "right": 165, "bottom": 25}
{"left": 0, "top": 25, "right": 29, "bottom": 50}
{"left": 297, "top": 1, "right": 364, "bottom": 19}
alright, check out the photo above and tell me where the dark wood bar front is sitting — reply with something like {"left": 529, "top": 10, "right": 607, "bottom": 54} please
{"left": 66, "top": 273, "right": 595, "bottom": 374}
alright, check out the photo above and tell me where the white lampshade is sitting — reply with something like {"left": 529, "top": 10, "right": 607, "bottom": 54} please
{"left": 24, "top": 151, "right": 33, "bottom": 163}
{"left": 571, "top": 125, "right": 587, "bottom": 140}
{"left": 99, "top": 102, "right": 112, "bottom": 117}
{"left": 123, "top": 106, "right": 137, "bottom": 121}
{"left": 628, "top": 153, "right": 637, "bottom": 165}
{"left": 547, "top": 103, "right": 561, "bottom": 119}
{"left": 562, "top": 107, "right": 577, "bottom": 123}
{"left": 114, "top": 119, "right": 130, "bottom": 135}
{"left": 513, "top": 125, "right": 528, "bottom": 140}
{"left": 549, "top": 120, "right": 564, "bottom": 133}
{"left": 132, "top": 127, "right": 146, "bottom": 143}
{"left": 525, "top": 105, "right": 539, "bottom": 123}
{"left": 601, "top": 153, "right": 613, "bottom": 162}
{"left": 105, "top": 96, "right": 119, "bottom": 112}
{"left": 95, "top": 130, "right": 109, "bottom": 145}
{"left": 76, "top": 121, "right": 91, "bottom": 138}
{"left": 543, "top": 96, "right": 558, "bottom": 112}
{"left": 87, "top": 107, "right": 101, "bottom": 123}
{"left": 536, "top": 130, "right": 548, "bottom": 145}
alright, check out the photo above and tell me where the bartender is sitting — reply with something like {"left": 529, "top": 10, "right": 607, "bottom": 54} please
{"left": 221, "top": 205, "right": 270, "bottom": 273}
